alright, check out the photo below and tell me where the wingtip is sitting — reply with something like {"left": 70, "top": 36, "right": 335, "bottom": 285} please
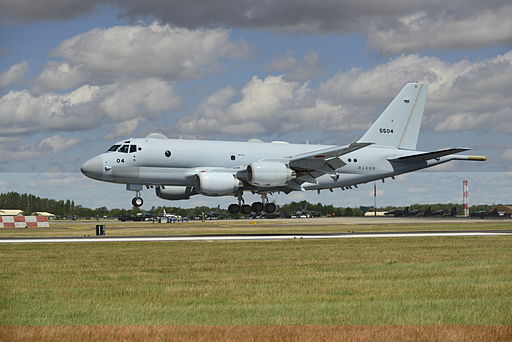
{"left": 468, "top": 155, "right": 487, "bottom": 161}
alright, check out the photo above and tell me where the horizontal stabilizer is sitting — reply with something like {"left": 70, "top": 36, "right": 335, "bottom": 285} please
{"left": 388, "top": 148, "right": 471, "bottom": 163}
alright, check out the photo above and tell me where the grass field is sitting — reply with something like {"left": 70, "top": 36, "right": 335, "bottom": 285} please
{"left": 1, "top": 234, "right": 511, "bottom": 325}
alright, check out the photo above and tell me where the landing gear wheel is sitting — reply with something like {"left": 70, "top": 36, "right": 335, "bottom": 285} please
{"left": 251, "top": 202, "right": 264, "bottom": 212}
{"left": 241, "top": 204, "right": 252, "bottom": 215}
{"left": 228, "top": 204, "right": 240, "bottom": 214}
{"left": 132, "top": 197, "right": 143, "bottom": 207}
{"left": 264, "top": 203, "right": 276, "bottom": 213}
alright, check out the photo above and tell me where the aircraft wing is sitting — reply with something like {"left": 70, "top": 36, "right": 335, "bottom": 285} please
{"left": 288, "top": 142, "right": 372, "bottom": 173}
{"left": 387, "top": 148, "right": 470, "bottom": 163}
{"left": 279, "top": 142, "right": 372, "bottom": 190}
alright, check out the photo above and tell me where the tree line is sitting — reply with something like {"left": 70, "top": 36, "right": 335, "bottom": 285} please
{"left": 0, "top": 192, "right": 504, "bottom": 218}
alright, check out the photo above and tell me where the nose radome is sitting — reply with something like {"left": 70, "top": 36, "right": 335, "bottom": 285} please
{"left": 80, "top": 156, "right": 103, "bottom": 179}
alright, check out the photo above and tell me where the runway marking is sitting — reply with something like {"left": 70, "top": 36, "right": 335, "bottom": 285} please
{"left": 1, "top": 231, "right": 511, "bottom": 243}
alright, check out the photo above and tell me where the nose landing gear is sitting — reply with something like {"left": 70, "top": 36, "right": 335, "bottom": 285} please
{"left": 132, "top": 195, "right": 143, "bottom": 207}
{"left": 127, "top": 184, "right": 144, "bottom": 208}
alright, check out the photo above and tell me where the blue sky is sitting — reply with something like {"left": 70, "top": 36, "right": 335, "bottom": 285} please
{"left": 0, "top": 1, "right": 511, "bottom": 209}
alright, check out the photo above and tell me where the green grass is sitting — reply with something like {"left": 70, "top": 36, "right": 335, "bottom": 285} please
{"left": 1, "top": 236, "right": 511, "bottom": 324}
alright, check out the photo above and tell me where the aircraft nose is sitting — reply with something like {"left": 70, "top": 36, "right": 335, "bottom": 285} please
{"left": 81, "top": 156, "right": 103, "bottom": 180}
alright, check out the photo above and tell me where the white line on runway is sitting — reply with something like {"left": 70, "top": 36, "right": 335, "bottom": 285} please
{"left": 1, "top": 231, "right": 511, "bottom": 243}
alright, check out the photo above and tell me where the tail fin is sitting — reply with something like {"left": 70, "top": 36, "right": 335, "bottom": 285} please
{"left": 358, "top": 82, "right": 427, "bottom": 149}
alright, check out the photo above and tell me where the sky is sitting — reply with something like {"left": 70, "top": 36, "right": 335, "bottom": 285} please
{"left": 0, "top": 1, "right": 511, "bottom": 210}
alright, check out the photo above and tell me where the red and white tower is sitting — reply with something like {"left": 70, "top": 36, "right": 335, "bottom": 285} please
{"left": 463, "top": 179, "right": 469, "bottom": 217}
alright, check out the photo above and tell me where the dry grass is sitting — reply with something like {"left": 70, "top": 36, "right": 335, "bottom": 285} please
{"left": 1, "top": 325, "right": 511, "bottom": 342}
{"left": 1, "top": 217, "right": 511, "bottom": 238}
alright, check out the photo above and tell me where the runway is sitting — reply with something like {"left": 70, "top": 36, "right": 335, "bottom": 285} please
{"left": 1, "top": 230, "right": 511, "bottom": 244}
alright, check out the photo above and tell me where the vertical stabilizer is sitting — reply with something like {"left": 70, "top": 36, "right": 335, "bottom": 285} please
{"left": 358, "top": 83, "right": 427, "bottom": 149}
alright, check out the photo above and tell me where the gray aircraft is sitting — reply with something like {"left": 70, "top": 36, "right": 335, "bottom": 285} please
{"left": 81, "top": 82, "right": 486, "bottom": 214}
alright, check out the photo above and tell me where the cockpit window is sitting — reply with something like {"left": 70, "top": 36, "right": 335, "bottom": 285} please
{"left": 129, "top": 145, "right": 137, "bottom": 153}
{"left": 106, "top": 144, "right": 121, "bottom": 152}
{"left": 118, "top": 145, "right": 129, "bottom": 153}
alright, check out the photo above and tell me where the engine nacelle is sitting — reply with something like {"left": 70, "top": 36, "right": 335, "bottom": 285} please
{"left": 247, "top": 161, "right": 295, "bottom": 187}
{"left": 155, "top": 186, "right": 196, "bottom": 200}
{"left": 195, "top": 172, "right": 242, "bottom": 196}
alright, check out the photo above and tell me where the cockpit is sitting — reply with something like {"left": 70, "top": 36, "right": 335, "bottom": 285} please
{"left": 106, "top": 144, "right": 141, "bottom": 153}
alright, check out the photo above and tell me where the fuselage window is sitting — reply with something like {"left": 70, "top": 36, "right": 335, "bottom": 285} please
{"left": 107, "top": 145, "right": 121, "bottom": 152}
{"left": 118, "top": 145, "right": 129, "bottom": 153}
{"left": 130, "top": 145, "right": 137, "bottom": 153}
{"left": 165, "top": 150, "right": 171, "bottom": 157}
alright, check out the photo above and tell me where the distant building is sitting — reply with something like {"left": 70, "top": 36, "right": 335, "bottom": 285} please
{"left": 490, "top": 206, "right": 512, "bottom": 218}
{"left": 32, "top": 212, "right": 56, "bottom": 218}
{"left": 0, "top": 209, "right": 24, "bottom": 216}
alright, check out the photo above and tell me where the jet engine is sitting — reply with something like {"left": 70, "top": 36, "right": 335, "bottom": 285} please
{"left": 195, "top": 172, "right": 243, "bottom": 196}
{"left": 155, "top": 186, "right": 196, "bottom": 200}
{"left": 247, "top": 161, "right": 295, "bottom": 187}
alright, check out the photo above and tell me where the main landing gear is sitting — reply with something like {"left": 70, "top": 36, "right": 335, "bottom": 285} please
{"left": 228, "top": 193, "right": 276, "bottom": 215}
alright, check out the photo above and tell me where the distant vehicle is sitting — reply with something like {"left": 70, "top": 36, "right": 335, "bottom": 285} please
{"left": 206, "top": 211, "right": 228, "bottom": 220}
{"left": 471, "top": 211, "right": 489, "bottom": 219}
{"left": 118, "top": 214, "right": 133, "bottom": 222}
{"left": 118, "top": 212, "right": 157, "bottom": 221}
{"left": 82, "top": 83, "right": 487, "bottom": 213}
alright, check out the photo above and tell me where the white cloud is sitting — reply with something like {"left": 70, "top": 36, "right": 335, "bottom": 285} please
{"left": 268, "top": 52, "right": 299, "bottom": 72}
{"left": 177, "top": 50, "right": 512, "bottom": 137}
{"left": 40, "top": 22, "right": 248, "bottom": 89}
{"left": 32, "top": 62, "right": 89, "bottom": 94}
{"left": 105, "top": 118, "right": 141, "bottom": 139}
{"left": 178, "top": 75, "right": 349, "bottom": 135}
{"left": 0, "top": 78, "right": 180, "bottom": 135}
{"left": 0, "top": 135, "right": 80, "bottom": 163}
{"left": 99, "top": 78, "right": 180, "bottom": 120}
{"left": 269, "top": 51, "right": 325, "bottom": 82}
{"left": 39, "top": 135, "right": 80, "bottom": 153}
{"left": 319, "top": 51, "right": 512, "bottom": 134}
{"left": 0, "top": 61, "right": 28, "bottom": 89}
{"left": 3, "top": 22, "right": 241, "bottom": 137}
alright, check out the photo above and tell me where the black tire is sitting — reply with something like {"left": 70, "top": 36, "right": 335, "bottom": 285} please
{"left": 228, "top": 203, "right": 240, "bottom": 214}
{"left": 132, "top": 197, "right": 143, "bottom": 207}
{"left": 241, "top": 204, "right": 252, "bottom": 215}
{"left": 264, "top": 203, "right": 277, "bottom": 213}
{"left": 251, "top": 202, "right": 264, "bottom": 212}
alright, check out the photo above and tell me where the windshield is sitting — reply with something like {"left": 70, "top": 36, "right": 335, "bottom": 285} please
{"left": 118, "top": 145, "right": 129, "bottom": 153}
{"left": 106, "top": 144, "right": 121, "bottom": 152}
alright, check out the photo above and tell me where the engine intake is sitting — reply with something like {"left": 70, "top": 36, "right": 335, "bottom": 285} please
{"left": 247, "top": 161, "right": 295, "bottom": 187}
{"left": 156, "top": 186, "right": 196, "bottom": 200}
{"left": 195, "top": 172, "right": 242, "bottom": 196}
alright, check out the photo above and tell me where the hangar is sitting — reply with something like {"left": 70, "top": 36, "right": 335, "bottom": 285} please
{"left": 32, "top": 211, "right": 56, "bottom": 218}
{"left": 491, "top": 206, "right": 512, "bottom": 218}
{"left": 0, "top": 209, "right": 24, "bottom": 216}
